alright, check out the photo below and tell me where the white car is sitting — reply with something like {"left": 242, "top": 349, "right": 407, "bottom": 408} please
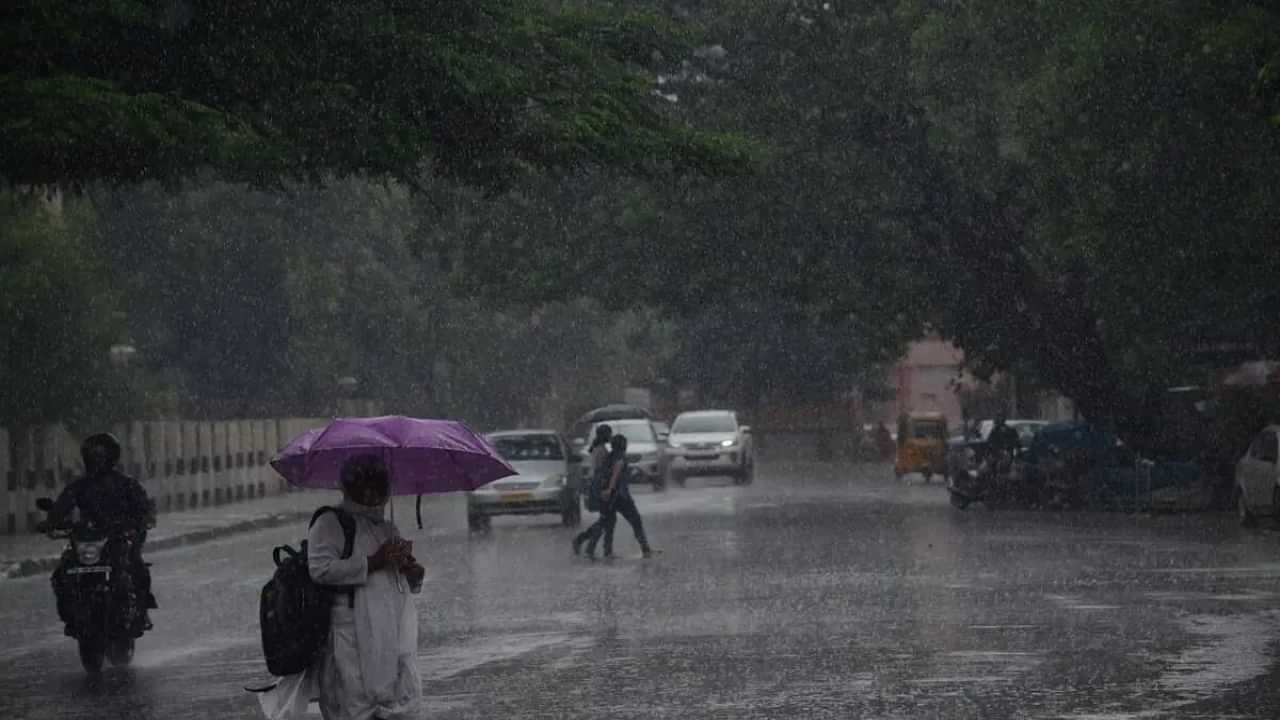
{"left": 665, "top": 410, "right": 754, "bottom": 486}
{"left": 467, "top": 431, "right": 580, "bottom": 531}
{"left": 1234, "top": 424, "right": 1280, "bottom": 526}
{"left": 976, "top": 419, "right": 1050, "bottom": 445}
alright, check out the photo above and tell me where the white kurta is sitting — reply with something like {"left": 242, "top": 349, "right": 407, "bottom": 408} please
{"left": 258, "top": 506, "right": 422, "bottom": 720}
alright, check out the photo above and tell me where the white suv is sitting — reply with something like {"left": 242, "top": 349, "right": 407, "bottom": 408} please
{"left": 665, "top": 410, "right": 754, "bottom": 486}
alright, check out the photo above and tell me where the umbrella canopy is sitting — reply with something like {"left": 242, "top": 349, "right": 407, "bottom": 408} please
{"left": 576, "top": 403, "right": 653, "bottom": 425}
{"left": 271, "top": 416, "right": 516, "bottom": 496}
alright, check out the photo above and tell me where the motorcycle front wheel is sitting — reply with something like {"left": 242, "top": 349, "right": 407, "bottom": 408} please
{"left": 78, "top": 636, "right": 105, "bottom": 673}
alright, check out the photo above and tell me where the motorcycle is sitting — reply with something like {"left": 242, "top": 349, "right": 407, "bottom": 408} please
{"left": 35, "top": 497, "right": 153, "bottom": 673}
{"left": 947, "top": 448, "right": 1037, "bottom": 509}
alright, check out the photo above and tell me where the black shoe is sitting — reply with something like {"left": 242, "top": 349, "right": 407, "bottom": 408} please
{"left": 602, "top": 552, "right": 615, "bottom": 560}
{"left": 641, "top": 546, "right": 653, "bottom": 559}
{"left": 572, "top": 535, "right": 584, "bottom": 556}
{"left": 583, "top": 543, "right": 597, "bottom": 560}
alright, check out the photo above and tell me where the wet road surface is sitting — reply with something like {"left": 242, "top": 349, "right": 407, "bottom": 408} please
{"left": 2, "top": 461, "right": 1280, "bottom": 719}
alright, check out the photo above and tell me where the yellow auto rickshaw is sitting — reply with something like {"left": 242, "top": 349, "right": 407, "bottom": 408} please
{"left": 895, "top": 412, "right": 948, "bottom": 482}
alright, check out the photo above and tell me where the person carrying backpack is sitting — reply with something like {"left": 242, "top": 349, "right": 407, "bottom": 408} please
{"left": 258, "top": 454, "right": 424, "bottom": 720}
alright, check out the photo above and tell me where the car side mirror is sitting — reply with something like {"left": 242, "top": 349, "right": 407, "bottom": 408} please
{"left": 657, "top": 431, "right": 670, "bottom": 442}
{"left": 740, "top": 425, "right": 752, "bottom": 434}
{"left": 35, "top": 498, "right": 53, "bottom": 512}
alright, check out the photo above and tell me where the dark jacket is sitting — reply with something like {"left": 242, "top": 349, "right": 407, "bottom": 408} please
{"left": 986, "top": 424, "right": 1021, "bottom": 455}
{"left": 49, "top": 469, "right": 152, "bottom": 533}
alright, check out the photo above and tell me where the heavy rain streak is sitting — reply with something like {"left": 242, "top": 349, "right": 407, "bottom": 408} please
{"left": 3, "top": 1, "right": 1280, "bottom": 718}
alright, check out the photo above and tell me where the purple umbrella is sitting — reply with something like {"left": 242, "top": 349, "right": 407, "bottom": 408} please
{"left": 271, "top": 416, "right": 516, "bottom": 496}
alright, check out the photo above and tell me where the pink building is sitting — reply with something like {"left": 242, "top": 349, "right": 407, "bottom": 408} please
{"left": 883, "top": 337, "right": 968, "bottom": 430}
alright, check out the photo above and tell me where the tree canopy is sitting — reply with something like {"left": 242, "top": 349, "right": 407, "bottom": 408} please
{"left": 6, "top": 0, "right": 1280, "bottom": 446}
{"left": 2, "top": 0, "right": 753, "bottom": 189}
{"left": 437, "top": 0, "right": 1280, "bottom": 445}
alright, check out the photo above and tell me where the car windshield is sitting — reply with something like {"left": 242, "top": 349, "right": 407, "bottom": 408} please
{"left": 672, "top": 414, "right": 736, "bottom": 434}
{"left": 488, "top": 435, "right": 563, "bottom": 461}
{"left": 605, "top": 421, "right": 656, "bottom": 445}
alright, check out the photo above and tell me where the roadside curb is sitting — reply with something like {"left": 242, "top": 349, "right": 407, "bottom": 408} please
{"left": 0, "top": 510, "right": 311, "bottom": 581}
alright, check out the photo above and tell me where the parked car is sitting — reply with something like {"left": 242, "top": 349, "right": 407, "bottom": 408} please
{"left": 665, "top": 410, "right": 754, "bottom": 486}
{"left": 467, "top": 430, "right": 581, "bottom": 531}
{"left": 1233, "top": 424, "right": 1280, "bottom": 526}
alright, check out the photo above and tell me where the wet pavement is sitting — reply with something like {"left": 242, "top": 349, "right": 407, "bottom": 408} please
{"left": 2, "top": 461, "right": 1280, "bottom": 719}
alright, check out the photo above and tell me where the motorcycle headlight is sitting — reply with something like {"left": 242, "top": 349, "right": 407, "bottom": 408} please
{"left": 77, "top": 541, "right": 105, "bottom": 565}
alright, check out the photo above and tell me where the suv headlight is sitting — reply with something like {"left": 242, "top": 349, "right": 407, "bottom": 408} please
{"left": 667, "top": 441, "right": 683, "bottom": 449}
{"left": 720, "top": 439, "right": 736, "bottom": 448}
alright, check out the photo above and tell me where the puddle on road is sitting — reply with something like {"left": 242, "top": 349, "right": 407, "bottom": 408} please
{"left": 1157, "top": 611, "right": 1280, "bottom": 702}
{"left": 1045, "top": 594, "right": 1121, "bottom": 611}
{"left": 419, "top": 631, "right": 594, "bottom": 680}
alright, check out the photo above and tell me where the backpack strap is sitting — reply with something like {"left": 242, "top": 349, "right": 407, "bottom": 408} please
{"left": 309, "top": 506, "right": 359, "bottom": 609}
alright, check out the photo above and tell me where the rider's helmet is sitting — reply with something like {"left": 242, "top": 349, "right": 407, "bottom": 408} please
{"left": 80, "top": 433, "right": 122, "bottom": 477}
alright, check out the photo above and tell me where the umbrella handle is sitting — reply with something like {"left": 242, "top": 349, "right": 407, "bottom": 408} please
{"left": 416, "top": 494, "right": 423, "bottom": 529}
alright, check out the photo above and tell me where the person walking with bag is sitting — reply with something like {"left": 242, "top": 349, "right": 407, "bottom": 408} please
{"left": 573, "top": 435, "right": 652, "bottom": 559}
{"left": 572, "top": 425, "right": 613, "bottom": 558}
{"left": 598, "top": 435, "right": 652, "bottom": 559}
{"left": 259, "top": 454, "right": 425, "bottom": 720}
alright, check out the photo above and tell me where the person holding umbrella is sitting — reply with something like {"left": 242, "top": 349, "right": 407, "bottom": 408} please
{"left": 308, "top": 454, "right": 424, "bottom": 720}
{"left": 261, "top": 416, "right": 517, "bottom": 720}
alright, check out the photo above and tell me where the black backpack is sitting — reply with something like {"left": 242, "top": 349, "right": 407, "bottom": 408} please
{"left": 259, "top": 507, "right": 356, "bottom": 677}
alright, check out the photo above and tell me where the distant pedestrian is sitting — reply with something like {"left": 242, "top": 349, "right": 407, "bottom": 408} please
{"left": 587, "top": 424, "right": 613, "bottom": 480}
{"left": 598, "top": 435, "right": 652, "bottom": 559}
{"left": 572, "top": 425, "right": 614, "bottom": 558}
{"left": 874, "top": 422, "right": 894, "bottom": 460}
{"left": 573, "top": 435, "right": 652, "bottom": 559}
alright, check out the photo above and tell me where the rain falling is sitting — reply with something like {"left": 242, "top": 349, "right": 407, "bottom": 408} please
{"left": 3, "top": 1, "right": 1280, "bottom": 718}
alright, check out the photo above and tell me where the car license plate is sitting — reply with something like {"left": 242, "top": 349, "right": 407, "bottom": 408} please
{"left": 501, "top": 492, "right": 533, "bottom": 503}
{"left": 688, "top": 454, "right": 717, "bottom": 461}
{"left": 66, "top": 566, "right": 110, "bottom": 575}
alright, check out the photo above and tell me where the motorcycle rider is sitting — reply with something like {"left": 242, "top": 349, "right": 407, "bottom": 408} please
{"left": 985, "top": 413, "right": 1021, "bottom": 461}
{"left": 44, "top": 433, "right": 156, "bottom": 635}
